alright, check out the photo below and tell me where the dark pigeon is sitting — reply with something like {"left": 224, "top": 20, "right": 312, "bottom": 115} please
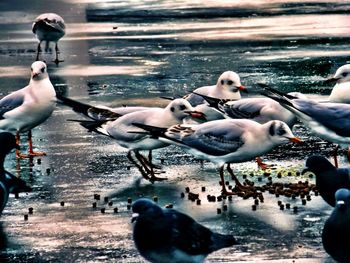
{"left": 322, "top": 188, "right": 350, "bottom": 262}
{"left": 0, "top": 132, "right": 31, "bottom": 214}
{"left": 131, "top": 198, "right": 238, "bottom": 263}
{"left": 303, "top": 155, "right": 350, "bottom": 207}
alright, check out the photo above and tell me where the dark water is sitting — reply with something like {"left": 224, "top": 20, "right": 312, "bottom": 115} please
{"left": 0, "top": 0, "right": 349, "bottom": 262}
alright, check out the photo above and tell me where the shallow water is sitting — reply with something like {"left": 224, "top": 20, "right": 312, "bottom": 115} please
{"left": 0, "top": 0, "right": 348, "bottom": 262}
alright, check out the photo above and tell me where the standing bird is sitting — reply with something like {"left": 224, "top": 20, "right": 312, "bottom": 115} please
{"left": 133, "top": 119, "right": 301, "bottom": 195}
{"left": 32, "top": 13, "right": 66, "bottom": 65}
{"left": 0, "top": 61, "right": 56, "bottom": 158}
{"left": 302, "top": 155, "right": 350, "bottom": 207}
{"left": 184, "top": 71, "right": 247, "bottom": 106}
{"left": 72, "top": 98, "right": 205, "bottom": 183}
{"left": 0, "top": 132, "right": 31, "bottom": 214}
{"left": 132, "top": 198, "right": 238, "bottom": 263}
{"left": 322, "top": 188, "right": 350, "bottom": 262}
{"left": 328, "top": 64, "right": 350, "bottom": 103}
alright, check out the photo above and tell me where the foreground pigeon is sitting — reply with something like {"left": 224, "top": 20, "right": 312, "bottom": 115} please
{"left": 303, "top": 155, "right": 350, "bottom": 207}
{"left": 0, "top": 132, "right": 31, "bottom": 214}
{"left": 132, "top": 198, "right": 238, "bottom": 263}
{"left": 322, "top": 188, "right": 350, "bottom": 262}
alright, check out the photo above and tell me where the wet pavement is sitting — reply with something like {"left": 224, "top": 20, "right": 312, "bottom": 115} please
{"left": 0, "top": 0, "right": 349, "bottom": 262}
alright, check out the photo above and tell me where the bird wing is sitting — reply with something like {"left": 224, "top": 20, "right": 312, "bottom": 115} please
{"left": 222, "top": 98, "right": 268, "bottom": 119}
{"left": 293, "top": 100, "right": 350, "bottom": 137}
{"left": 167, "top": 209, "right": 213, "bottom": 255}
{"left": 0, "top": 90, "right": 25, "bottom": 119}
{"left": 169, "top": 120, "right": 245, "bottom": 156}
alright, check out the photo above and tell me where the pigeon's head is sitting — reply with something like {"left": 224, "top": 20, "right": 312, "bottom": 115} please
{"left": 217, "top": 71, "right": 247, "bottom": 94}
{"left": 267, "top": 120, "right": 302, "bottom": 145}
{"left": 334, "top": 188, "right": 350, "bottom": 212}
{"left": 166, "top": 98, "right": 206, "bottom": 122}
{"left": 31, "top": 61, "right": 48, "bottom": 81}
{"left": 326, "top": 64, "right": 350, "bottom": 84}
{"left": 131, "top": 198, "right": 163, "bottom": 223}
{"left": 0, "top": 132, "right": 19, "bottom": 158}
{"left": 303, "top": 155, "right": 334, "bottom": 175}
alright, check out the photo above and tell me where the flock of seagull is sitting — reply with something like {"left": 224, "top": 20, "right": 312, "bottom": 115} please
{"left": 1, "top": 11, "right": 350, "bottom": 263}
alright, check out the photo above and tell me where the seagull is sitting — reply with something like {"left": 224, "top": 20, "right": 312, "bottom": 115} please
{"left": 0, "top": 132, "right": 31, "bottom": 214}
{"left": 262, "top": 86, "right": 350, "bottom": 165}
{"left": 302, "top": 155, "right": 350, "bottom": 207}
{"left": 132, "top": 198, "right": 238, "bottom": 263}
{"left": 327, "top": 64, "right": 350, "bottom": 103}
{"left": 72, "top": 98, "right": 205, "bottom": 183}
{"left": 322, "top": 188, "right": 350, "bottom": 262}
{"left": 192, "top": 91, "right": 307, "bottom": 127}
{"left": 184, "top": 71, "right": 247, "bottom": 106}
{"left": 133, "top": 119, "right": 301, "bottom": 195}
{"left": 0, "top": 61, "right": 57, "bottom": 158}
{"left": 32, "top": 13, "right": 66, "bottom": 65}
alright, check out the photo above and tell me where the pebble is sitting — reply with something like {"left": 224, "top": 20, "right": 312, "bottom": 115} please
{"left": 217, "top": 208, "right": 222, "bottom": 214}
{"left": 24, "top": 214, "right": 28, "bottom": 221}
{"left": 94, "top": 194, "right": 100, "bottom": 200}
{"left": 92, "top": 202, "right": 97, "bottom": 208}
{"left": 60, "top": 201, "right": 65, "bottom": 206}
{"left": 127, "top": 197, "right": 132, "bottom": 204}
{"left": 101, "top": 208, "right": 105, "bottom": 213}
{"left": 114, "top": 207, "right": 119, "bottom": 213}
{"left": 28, "top": 207, "right": 33, "bottom": 214}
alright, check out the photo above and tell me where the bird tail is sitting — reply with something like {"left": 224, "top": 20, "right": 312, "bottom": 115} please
{"left": 5, "top": 171, "right": 32, "bottom": 194}
{"left": 57, "top": 95, "right": 93, "bottom": 117}
{"left": 210, "top": 233, "right": 238, "bottom": 252}
{"left": 258, "top": 84, "right": 296, "bottom": 108}
{"left": 191, "top": 92, "right": 224, "bottom": 110}
{"left": 67, "top": 119, "right": 109, "bottom": 135}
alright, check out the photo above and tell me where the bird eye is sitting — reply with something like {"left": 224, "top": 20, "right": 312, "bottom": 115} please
{"left": 342, "top": 72, "right": 347, "bottom": 77}
{"left": 170, "top": 107, "right": 175, "bottom": 112}
{"left": 220, "top": 80, "right": 224, "bottom": 85}
{"left": 179, "top": 105, "right": 186, "bottom": 111}
{"left": 227, "top": 80, "right": 233, "bottom": 85}
{"left": 41, "top": 67, "right": 45, "bottom": 73}
{"left": 31, "top": 68, "right": 33, "bottom": 72}
{"left": 277, "top": 127, "right": 286, "bottom": 136}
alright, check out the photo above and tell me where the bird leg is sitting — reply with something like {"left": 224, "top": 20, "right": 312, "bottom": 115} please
{"left": 346, "top": 147, "right": 350, "bottom": 165}
{"left": 135, "top": 151, "right": 167, "bottom": 182}
{"left": 219, "top": 165, "right": 235, "bottom": 196}
{"left": 127, "top": 151, "right": 152, "bottom": 181}
{"left": 226, "top": 164, "right": 259, "bottom": 198}
{"left": 54, "top": 43, "right": 64, "bottom": 65}
{"left": 16, "top": 131, "right": 46, "bottom": 158}
{"left": 35, "top": 42, "right": 42, "bottom": 61}
{"left": 333, "top": 145, "right": 340, "bottom": 168}
{"left": 256, "top": 157, "right": 275, "bottom": 170}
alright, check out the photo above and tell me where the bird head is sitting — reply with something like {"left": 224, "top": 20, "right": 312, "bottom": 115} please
{"left": 302, "top": 155, "right": 334, "bottom": 175}
{"left": 334, "top": 188, "right": 350, "bottom": 212}
{"left": 31, "top": 61, "right": 48, "bottom": 81}
{"left": 217, "top": 71, "right": 247, "bottom": 94}
{"left": 267, "top": 120, "right": 302, "bottom": 145}
{"left": 131, "top": 198, "right": 163, "bottom": 223}
{"left": 325, "top": 64, "right": 350, "bottom": 84}
{"left": 167, "top": 98, "right": 206, "bottom": 122}
{"left": 5, "top": 172, "right": 32, "bottom": 194}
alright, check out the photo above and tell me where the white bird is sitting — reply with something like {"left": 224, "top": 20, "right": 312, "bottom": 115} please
{"left": 133, "top": 119, "right": 301, "bottom": 195}
{"left": 74, "top": 98, "right": 205, "bottom": 183}
{"left": 0, "top": 61, "right": 56, "bottom": 158}
{"left": 185, "top": 71, "right": 247, "bottom": 106}
{"left": 328, "top": 64, "right": 350, "bottom": 103}
{"left": 32, "top": 13, "right": 66, "bottom": 65}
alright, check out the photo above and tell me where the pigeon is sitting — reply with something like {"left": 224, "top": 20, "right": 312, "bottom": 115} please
{"left": 184, "top": 71, "right": 247, "bottom": 106}
{"left": 0, "top": 132, "right": 31, "bottom": 214}
{"left": 303, "top": 155, "right": 350, "bottom": 207}
{"left": 322, "top": 188, "right": 350, "bottom": 262}
{"left": 0, "top": 61, "right": 56, "bottom": 158}
{"left": 32, "top": 13, "right": 66, "bottom": 64}
{"left": 327, "top": 64, "right": 350, "bottom": 103}
{"left": 133, "top": 119, "right": 301, "bottom": 195}
{"left": 132, "top": 198, "right": 238, "bottom": 263}
{"left": 70, "top": 98, "right": 205, "bottom": 182}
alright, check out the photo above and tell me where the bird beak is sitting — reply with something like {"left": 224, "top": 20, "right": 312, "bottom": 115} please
{"left": 131, "top": 213, "right": 139, "bottom": 223}
{"left": 32, "top": 72, "right": 40, "bottom": 79}
{"left": 288, "top": 137, "right": 302, "bottom": 143}
{"left": 185, "top": 110, "right": 207, "bottom": 121}
{"left": 237, "top": 85, "right": 248, "bottom": 93}
{"left": 324, "top": 76, "right": 339, "bottom": 85}
{"left": 336, "top": 200, "right": 346, "bottom": 210}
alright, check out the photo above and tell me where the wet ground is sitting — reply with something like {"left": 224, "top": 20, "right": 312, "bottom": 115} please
{"left": 0, "top": 0, "right": 349, "bottom": 262}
